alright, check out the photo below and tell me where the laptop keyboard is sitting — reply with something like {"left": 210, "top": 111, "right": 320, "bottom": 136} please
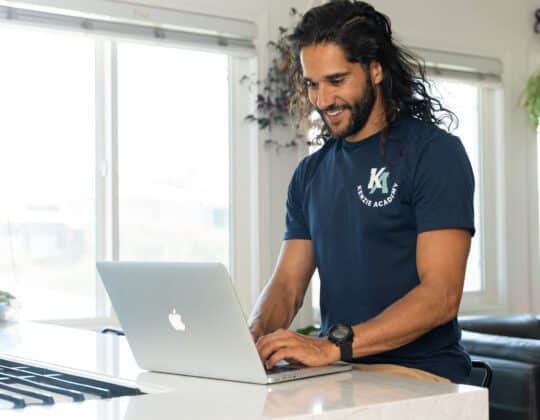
{"left": 265, "top": 364, "right": 305, "bottom": 374}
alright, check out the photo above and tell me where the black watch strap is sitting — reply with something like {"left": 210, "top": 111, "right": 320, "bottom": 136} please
{"left": 339, "top": 341, "right": 353, "bottom": 362}
{"left": 328, "top": 324, "right": 355, "bottom": 362}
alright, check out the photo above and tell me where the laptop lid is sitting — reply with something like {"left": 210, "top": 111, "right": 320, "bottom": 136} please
{"left": 96, "top": 261, "right": 268, "bottom": 384}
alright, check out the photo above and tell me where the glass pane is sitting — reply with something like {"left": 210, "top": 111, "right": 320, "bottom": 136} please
{"left": 0, "top": 25, "right": 96, "bottom": 319}
{"left": 429, "top": 79, "right": 482, "bottom": 292}
{"left": 117, "top": 42, "right": 230, "bottom": 267}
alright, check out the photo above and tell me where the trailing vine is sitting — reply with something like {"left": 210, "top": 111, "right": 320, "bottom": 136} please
{"left": 240, "top": 7, "right": 303, "bottom": 151}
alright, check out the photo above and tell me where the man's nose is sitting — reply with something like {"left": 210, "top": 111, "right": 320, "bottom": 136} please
{"left": 316, "top": 85, "right": 335, "bottom": 110}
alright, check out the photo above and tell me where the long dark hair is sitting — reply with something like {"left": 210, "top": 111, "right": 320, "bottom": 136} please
{"left": 287, "top": 0, "right": 458, "bottom": 149}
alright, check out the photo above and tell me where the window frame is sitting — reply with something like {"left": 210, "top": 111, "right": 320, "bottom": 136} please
{"left": 419, "top": 73, "right": 507, "bottom": 314}
{"left": 95, "top": 42, "right": 259, "bottom": 324}
{"left": 94, "top": 38, "right": 119, "bottom": 320}
{"left": 410, "top": 47, "right": 506, "bottom": 314}
{"left": 458, "top": 85, "right": 507, "bottom": 314}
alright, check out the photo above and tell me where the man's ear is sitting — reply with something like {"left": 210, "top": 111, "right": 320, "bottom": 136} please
{"left": 369, "top": 60, "right": 384, "bottom": 85}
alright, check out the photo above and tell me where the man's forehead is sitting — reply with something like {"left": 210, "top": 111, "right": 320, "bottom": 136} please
{"left": 300, "top": 43, "right": 359, "bottom": 79}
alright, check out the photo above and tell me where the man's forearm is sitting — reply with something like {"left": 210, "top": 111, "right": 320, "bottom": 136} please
{"left": 350, "top": 282, "right": 459, "bottom": 358}
{"left": 248, "top": 278, "right": 301, "bottom": 340}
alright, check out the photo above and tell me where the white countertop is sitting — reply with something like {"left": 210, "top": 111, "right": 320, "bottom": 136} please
{"left": 0, "top": 322, "right": 488, "bottom": 419}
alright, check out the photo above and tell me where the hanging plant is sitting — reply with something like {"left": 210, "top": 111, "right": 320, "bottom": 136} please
{"left": 523, "top": 72, "right": 540, "bottom": 129}
{"left": 240, "top": 8, "right": 304, "bottom": 151}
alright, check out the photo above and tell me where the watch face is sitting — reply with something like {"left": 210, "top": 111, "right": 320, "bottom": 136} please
{"left": 332, "top": 326, "right": 350, "bottom": 340}
{"left": 329, "top": 324, "right": 352, "bottom": 343}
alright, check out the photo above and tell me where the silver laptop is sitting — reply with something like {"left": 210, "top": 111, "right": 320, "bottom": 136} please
{"left": 96, "top": 261, "right": 351, "bottom": 384}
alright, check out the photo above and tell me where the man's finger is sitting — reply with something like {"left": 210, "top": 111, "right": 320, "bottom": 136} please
{"left": 256, "top": 328, "right": 286, "bottom": 346}
{"left": 266, "top": 346, "right": 303, "bottom": 369}
{"left": 256, "top": 330, "right": 296, "bottom": 354}
{"left": 257, "top": 337, "right": 296, "bottom": 361}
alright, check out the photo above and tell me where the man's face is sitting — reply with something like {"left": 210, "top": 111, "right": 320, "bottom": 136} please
{"left": 300, "top": 42, "right": 377, "bottom": 139}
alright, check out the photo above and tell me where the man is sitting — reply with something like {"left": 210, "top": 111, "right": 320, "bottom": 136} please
{"left": 248, "top": 0, "right": 475, "bottom": 384}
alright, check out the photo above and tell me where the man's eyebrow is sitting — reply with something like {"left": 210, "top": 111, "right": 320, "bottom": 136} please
{"left": 325, "top": 72, "right": 350, "bottom": 79}
{"left": 303, "top": 72, "right": 350, "bottom": 83}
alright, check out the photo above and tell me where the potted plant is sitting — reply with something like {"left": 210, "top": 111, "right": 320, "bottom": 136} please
{"left": 0, "top": 290, "right": 16, "bottom": 321}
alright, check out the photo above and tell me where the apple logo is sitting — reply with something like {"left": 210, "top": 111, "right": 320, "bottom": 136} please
{"left": 168, "top": 308, "right": 186, "bottom": 331}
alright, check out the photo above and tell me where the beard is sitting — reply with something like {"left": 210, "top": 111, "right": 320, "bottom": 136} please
{"left": 317, "top": 76, "right": 376, "bottom": 139}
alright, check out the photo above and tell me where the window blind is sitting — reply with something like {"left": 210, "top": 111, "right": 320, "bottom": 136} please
{"left": 0, "top": 2, "right": 255, "bottom": 55}
{"left": 411, "top": 46, "right": 502, "bottom": 87}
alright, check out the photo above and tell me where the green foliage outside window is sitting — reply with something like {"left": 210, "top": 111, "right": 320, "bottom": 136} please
{"left": 523, "top": 73, "right": 540, "bottom": 129}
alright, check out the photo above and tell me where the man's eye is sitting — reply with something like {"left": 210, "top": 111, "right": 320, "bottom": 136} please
{"left": 329, "top": 78, "right": 344, "bottom": 86}
{"left": 304, "top": 80, "right": 316, "bottom": 88}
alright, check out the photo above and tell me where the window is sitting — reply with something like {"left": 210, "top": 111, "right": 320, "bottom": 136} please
{"left": 0, "top": 25, "right": 96, "bottom": 320}
{"left": 117, "top": 41, "right": 230, "bottom": 267}
{"left": 426, "top": 74, "right": 504, "bottom": 313}
{"left": 428, "top": 78, "right": 483, "bottom": 293}
{"left": 0, "top": 10, "right": 255, "bottom": 321}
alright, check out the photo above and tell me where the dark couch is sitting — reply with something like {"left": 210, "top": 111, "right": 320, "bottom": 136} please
{"left": 459, "top": 314, "right": 540, "bottom": 420}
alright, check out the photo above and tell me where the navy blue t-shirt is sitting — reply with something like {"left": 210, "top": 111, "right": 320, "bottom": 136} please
{"left": 284, "top": 115, "right": 475, "bottom": 383}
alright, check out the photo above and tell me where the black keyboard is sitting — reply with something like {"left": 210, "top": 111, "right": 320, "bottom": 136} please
{"left": 266, "top": 364, "right": 305, "bottom": 374}
{"left": 0, "top": 358, "right": 143, "bottom": 410}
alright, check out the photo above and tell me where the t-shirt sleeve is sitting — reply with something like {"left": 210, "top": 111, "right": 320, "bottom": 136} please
{"left": 412, "top": 134, "right": 476, "bottom": 237}
{"left": 283, "top": 160, "right": 312, "bottom": 240}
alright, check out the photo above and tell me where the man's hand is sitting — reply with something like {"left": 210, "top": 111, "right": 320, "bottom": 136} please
{"left": 256, "top": 329, "right": 340, "bottom": 369}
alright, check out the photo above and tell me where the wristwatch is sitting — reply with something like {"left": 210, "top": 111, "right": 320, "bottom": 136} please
{"left": 328, "top": 324, "right": 355, "bottom": 362}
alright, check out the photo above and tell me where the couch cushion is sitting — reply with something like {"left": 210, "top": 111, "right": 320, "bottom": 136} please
{"left": 462, "top": 330, "right": 540, "bottom": 365}
{"left": 459, "top": 314, "right": 540, "bottom": 340}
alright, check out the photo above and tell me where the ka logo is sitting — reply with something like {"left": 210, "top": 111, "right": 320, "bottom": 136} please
{"left": 357, "top": 167, "right": 398, "bottom": 208}
{"left": 367, "top": 167, "right": 390, "bottom": 194}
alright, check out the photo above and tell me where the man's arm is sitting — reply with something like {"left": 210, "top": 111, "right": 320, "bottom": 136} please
{"left": 248, "top": 239, "right": 316, "bottom": 342}
{"left": 348, "top": 228, "right": 470, "bottom": 357}
{"left": 257, "top": 228, "right": 471, "bottom": 368}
